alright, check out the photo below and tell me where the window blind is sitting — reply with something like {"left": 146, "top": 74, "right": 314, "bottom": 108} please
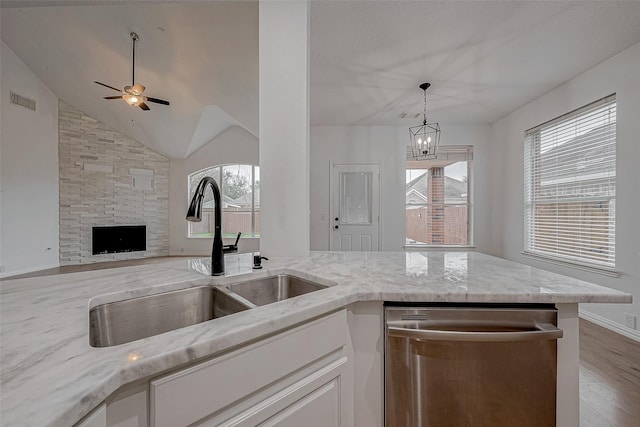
{"left": 524, "top": 95, "right": 616, "bottom": 268}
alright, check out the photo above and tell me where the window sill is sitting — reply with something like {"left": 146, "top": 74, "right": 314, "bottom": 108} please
{"left": 404, "top": 245, "right": 476, "bottom": 251}
{"left": 520, "top": 251, "right": 620, "bottom": 278}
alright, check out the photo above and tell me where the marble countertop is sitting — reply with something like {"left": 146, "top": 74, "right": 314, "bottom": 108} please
{"left": 0, "top": 251, "right": 631, "bottom": 427}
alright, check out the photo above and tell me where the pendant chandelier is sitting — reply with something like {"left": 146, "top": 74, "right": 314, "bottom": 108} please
{"left": 409, "top": 82, "right": 440, "bottom": 160}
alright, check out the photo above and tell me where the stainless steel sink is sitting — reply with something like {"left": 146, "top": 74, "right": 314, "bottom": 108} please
{"left": 227, "top": 274, "right": 328, "bottom": 306}
{"left": 89, "top": 275, "right": 329, "bottom": 347}
{"left": 89, "top": 286, "right": 251, "bottom": 347}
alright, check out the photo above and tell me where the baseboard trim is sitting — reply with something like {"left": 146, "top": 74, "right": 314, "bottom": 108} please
{"left": 0, "top": 262, "right": 60, "bottom": 279}
{"left": 579, "top": 309, "right": 640, "bottom": 342}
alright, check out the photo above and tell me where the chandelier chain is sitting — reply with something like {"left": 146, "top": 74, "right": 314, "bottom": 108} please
{"left": 423, "top": 88, "right": 427, "bottom": 126}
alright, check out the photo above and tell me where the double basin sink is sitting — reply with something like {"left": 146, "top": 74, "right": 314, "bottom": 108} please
{"left": 89, "top": 274, "right": 328, "bottom": 347}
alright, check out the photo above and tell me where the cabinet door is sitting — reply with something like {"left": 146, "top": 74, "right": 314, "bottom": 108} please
{"left": 151, "top": 310, "right": 351, "bottom": 427}
{"left": 261, "top": 378, "right": 339, "bottom": 427}
{"left": 203, "top": 357, "right": 347, "bottom": 427}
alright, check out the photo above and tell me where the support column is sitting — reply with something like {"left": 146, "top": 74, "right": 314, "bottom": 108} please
{"left": 428, "top": 167, "right": 445, "bottom": 244}
{"left": 556, "top": 303, "right": 580, "bottom": 427}
{"left": 259, "top": 1, "right": 310, "bottom": 256}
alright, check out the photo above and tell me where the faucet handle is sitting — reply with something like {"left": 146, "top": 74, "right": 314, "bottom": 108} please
{"left": 223, "top": 232, "right": 242, "bottom": 253}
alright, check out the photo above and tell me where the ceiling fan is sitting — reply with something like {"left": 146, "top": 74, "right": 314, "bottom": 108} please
{"left": 94, "top": 32, "right": 170, "bottom": 111}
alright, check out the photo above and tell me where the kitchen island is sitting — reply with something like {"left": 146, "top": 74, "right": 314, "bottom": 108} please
{"left": 0, "top": 251, "right": 632, "bottom": 426}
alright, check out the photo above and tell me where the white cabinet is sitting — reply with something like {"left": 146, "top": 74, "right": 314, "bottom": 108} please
{"left": 75, "top": 310, "right": 353, "bottom": 427}
{"left": 203, "top": 359, "right": 346, "bottom": 427}
{"left": 74, "top": 382, "right": 148, "bottom": 427}
{"left": 75, "top": 403, "right": 106, "bottom": 427}
{"left": 105, "top": 382, "right": 148, "bottom": 427}
{"left": 347, "top": 301, "right": 384, "bottom": 427}
{"left": 150, "top": 310, "right": 352, "bottom": 427}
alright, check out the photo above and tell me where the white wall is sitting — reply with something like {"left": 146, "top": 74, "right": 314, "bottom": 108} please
{"left": 0, "top": 42, "right": 59, "bottom": 277}
{"left": 169, "top": 126, "right": 259, "bottom": 256}
{"left": 310, "top": 124, "right": 496, "bottom": 253}
{"left": 259, "top": 0, "right": 310, "bottom": 257}
{"left": 491, "top": 41, "right": 640, "bottom": 331}
{"left": 58, "top": 101, "right": 169, "bottom": 265}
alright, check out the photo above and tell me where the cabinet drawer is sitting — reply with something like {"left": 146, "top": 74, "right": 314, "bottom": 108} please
{"left": 150, "top": 310, "right": 347, "bottom": 427}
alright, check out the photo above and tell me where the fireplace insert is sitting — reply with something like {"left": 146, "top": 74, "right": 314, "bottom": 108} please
{"left": 92, "top": 225, "right": 146, "bottom": 255}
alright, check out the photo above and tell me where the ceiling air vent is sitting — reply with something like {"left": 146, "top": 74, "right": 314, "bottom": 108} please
{"left": 10, "top": 91, "right": 36, "bottom": 111}
{"left": 399, "top": 112, "right": 422, "bottom": 119}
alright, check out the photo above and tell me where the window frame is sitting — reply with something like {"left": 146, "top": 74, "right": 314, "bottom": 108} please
{"left": 523, "top": 94, "right": 617, "bottom": 274}
{"left": 187, "top": 164, "right": 260, "bottom": 239}
{"left": 405, "top": 145, "right": 474, "bottom": 248}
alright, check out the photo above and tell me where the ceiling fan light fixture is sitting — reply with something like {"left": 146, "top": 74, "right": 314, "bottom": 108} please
{"left": 125, "top": 84, "right": 145, "bottom": 96}
{"left": 123, "top": 94, "right": 143, "bottom": 107}
{"left": 94, "top": 31, "right": 170, "bottom": 110}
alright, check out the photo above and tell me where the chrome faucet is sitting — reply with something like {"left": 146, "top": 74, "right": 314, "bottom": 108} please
{"left": 186, "top": 176, "right": 224, "bottom": 276}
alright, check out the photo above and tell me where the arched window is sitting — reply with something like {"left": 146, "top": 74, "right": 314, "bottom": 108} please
{"left": 187, "top": 164, "right": 260, "bottom": 238}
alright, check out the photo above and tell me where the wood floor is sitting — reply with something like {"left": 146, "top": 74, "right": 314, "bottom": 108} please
{"left": 3, "top": 259, "right": 639, "bottom": 425}
{"left": 579, "top": 318, "right": 640, "bottom": 426}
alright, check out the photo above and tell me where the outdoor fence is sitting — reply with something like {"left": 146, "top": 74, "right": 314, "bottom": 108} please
{"left": 406, "top": 205, "right": 468, "bottom": 245}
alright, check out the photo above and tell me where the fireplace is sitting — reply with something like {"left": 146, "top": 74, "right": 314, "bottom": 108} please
{"left": 92, "top": 225, "right": 146, "bottom": 255}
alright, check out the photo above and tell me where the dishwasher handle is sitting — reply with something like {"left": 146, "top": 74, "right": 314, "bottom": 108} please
{"left": 387, "top": 323, "right": 563, "bottom": 342}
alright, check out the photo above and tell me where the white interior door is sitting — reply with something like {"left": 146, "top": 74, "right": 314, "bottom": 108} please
{"left": 330, "top": 164, "right": 380, "bottom": 251}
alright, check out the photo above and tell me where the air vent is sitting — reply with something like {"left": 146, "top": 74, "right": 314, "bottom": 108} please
{"left": 399, "top": 112, "right": 422, "bottom": 119}
{"left": 10, "top": 91, "right": 36, "bottom": 111}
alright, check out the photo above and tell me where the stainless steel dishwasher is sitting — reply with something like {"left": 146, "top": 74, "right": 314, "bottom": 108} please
{"left": 384, "top": 303, "right": 563, "bottom": 427}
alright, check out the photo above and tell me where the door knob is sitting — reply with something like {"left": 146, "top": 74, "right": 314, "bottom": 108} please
{"left": 334, "top": 225, "right": 339, "bottom": 229}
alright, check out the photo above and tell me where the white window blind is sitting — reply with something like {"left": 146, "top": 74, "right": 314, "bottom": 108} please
{"left": 524, "top": 95, "right": 616, "bottom": 268}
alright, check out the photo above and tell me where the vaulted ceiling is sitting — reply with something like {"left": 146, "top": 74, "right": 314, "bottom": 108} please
{"left": 1, "top": 1, "right": 258, "bottom": 159}
{"left": 3, "top": 1, "right": 640, "bottom": 159}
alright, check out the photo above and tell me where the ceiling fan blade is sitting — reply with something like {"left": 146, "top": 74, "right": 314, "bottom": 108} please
{"left": 138, "top": 102, "right": 150, "bottom": 111}
{"left": 103, "top": 96, "right": 123, "bottom": 100}
{"left": 145, "top": 97, "right": 170, "bottom": 106}
{"left": 94, "top": 81, "right": 122, "bottom": 92}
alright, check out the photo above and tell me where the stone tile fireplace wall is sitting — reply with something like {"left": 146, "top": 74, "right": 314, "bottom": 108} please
{"left": 58, "top": 101, "right": 169, "bottom": 265}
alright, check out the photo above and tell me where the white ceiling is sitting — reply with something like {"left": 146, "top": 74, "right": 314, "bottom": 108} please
{"left": 1, "top": 1, "right": 258, "bottom": 159}
{"left": 2, "top": 1, "right": 640, "bottom": 158}
{"left": 310, "top": 0, "right": 640, "bottom": 126}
